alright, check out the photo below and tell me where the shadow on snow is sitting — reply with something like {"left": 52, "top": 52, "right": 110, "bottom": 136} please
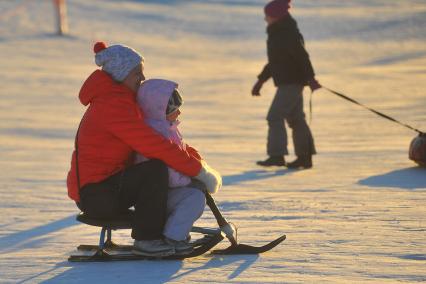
{"left": 358, "top": 167, "right": 426, "bottom": 190}
{"left": 222, "top": 168, "right": 292, "bottom": 186}
{"left": 26, "top": 254, "right": 258, "bottom": 283}
{"left": 0, "top": 215, "right": 78, "bottom": 254}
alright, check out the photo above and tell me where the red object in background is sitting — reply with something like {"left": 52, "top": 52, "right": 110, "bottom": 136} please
{"left": 53, "top": 0, "right": 68, "bottom": 35}
{"left": 409, "top": 134, "right": 426, "bottom": 167}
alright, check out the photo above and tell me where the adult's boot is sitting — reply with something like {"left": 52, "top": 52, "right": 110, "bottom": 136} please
{"left": 256, "top": 156, "right": 285, "bottom": 167}
{"left": 286, "top": 155, "right": 312, "bottom": 169}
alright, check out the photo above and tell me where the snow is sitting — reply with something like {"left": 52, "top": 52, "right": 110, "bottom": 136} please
{"left": 0, "top": 0, "right": 425, "bottom": 282}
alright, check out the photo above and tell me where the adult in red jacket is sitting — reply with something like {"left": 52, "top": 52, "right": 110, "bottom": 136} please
{"left": 67, "top": 42, "right": 221, "bottom": 256}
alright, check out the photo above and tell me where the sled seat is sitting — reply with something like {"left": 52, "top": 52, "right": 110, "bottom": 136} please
{"left": 75, "top": 210, "right": 134, "bottom": 251}
{"left": 76, "top": 210, "right": 134, "bottom": 229}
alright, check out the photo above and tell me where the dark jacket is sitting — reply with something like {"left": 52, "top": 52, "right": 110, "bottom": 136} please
{"left": 258, "top": 14, "right": 315, "bottom": 86}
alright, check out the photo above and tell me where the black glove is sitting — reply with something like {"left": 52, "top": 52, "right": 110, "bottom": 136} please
{"left": 251, "top": 80, "right": 264, "bottom": 96}
{"left": 308, "top": 78, "right": 322, "bottom": 93}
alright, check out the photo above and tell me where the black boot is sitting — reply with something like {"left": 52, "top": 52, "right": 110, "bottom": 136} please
{"left": 256, "top": 156, "right": 285, "bottom": 167}
{"left": 286, "top": 155, "right": 312, "bottom": 169}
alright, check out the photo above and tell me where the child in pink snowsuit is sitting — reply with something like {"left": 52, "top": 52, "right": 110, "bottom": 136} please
{"left": 135, "top": 79, "right": 207, "bottom": 251}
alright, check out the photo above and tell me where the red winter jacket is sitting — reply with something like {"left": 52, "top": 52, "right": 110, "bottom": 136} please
{"left": 67, "top": 70, "right": 202, "bottom": 201}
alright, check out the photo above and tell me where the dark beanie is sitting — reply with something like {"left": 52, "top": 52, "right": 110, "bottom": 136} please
{"left": 264, "top": 0, "right": 291, "bottom": 19}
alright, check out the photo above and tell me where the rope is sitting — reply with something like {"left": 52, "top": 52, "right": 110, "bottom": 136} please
{"left": 324, "top": 86, "right": 424, "bottom": 135}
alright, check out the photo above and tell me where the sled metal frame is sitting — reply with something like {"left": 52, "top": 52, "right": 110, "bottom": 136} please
{"left": 69, "top": 211, "right": 222, "bottom": 262}
{"left": 77, "top": 224, "right": 220, "bottom": 252}
{"left": 75, "top": 210, "right": 134, "bottom": 251}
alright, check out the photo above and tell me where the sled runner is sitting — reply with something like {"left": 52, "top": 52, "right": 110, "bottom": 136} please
{"left": 204, "top": 192, "right": 286, "bottom": 255}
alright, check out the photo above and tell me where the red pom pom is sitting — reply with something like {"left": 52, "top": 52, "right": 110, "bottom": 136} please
{"left": 94, "top": 41, "right": 107, "bottom": 54}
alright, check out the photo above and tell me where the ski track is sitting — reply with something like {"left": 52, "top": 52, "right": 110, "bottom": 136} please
{"left": 0, "top": 0, "right": 425, "bottom": 283}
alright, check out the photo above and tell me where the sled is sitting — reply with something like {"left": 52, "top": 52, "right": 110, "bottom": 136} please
{"left": 68, "top": 210, "right": 224, "bottom": 262}
{"left": 68, "top": 191, "right": 286, "bottom": 262}
{"left": 409, "top": 133, "right": 426, "bottom": 167}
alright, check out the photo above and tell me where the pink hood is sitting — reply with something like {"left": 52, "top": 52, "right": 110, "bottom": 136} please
{"left": 137, "top": 79, "right": 177, "bottom": 121}
{"left": 135, "top": 79, "right": 191, "bottom": 188}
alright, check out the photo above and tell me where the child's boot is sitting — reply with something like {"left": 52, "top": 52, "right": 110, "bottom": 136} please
{"left": 165, "top": 237, "right": 193, "bottom": 255}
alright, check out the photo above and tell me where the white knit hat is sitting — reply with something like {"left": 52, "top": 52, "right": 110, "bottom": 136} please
{"left": 93, "top": 42, "right": 144, "bottom": 82}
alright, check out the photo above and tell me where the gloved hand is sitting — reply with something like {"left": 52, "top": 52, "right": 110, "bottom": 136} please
{"left": 251, "top": 79, "right": 264, "bottom": 96}
{"left": 195, "top": 161, "right": 222, "bottom": 194}
{"left": 308, "top": 78, "right": 322, "bottom": 93}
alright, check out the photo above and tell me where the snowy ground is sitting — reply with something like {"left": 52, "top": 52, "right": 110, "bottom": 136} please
{"left": 1, "top": 0, "right": 425, "bottom": 283}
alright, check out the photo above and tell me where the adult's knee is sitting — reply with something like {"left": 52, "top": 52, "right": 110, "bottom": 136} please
{"left": 147, "top": 159, "right": 168, "bottom": 178}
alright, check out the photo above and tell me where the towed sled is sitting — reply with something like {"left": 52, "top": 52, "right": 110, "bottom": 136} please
{"left": 68, "top": 192, "right": 286, "bottom": 262}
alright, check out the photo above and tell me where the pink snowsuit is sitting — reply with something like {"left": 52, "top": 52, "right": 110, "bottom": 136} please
{"left": 135, "top": 79, "right": 191, "bottom": 188}
{"left": 135, "top": 79, "right": 205, "bottom": 241}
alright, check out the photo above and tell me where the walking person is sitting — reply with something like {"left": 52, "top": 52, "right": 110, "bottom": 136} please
{"left": 67, "top": 42, "right": 221, "bottom": 257}
{"left": 252, "top": 0, "right": 321, "bottom": 169}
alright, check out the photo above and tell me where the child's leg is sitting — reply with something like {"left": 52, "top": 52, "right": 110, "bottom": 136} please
{"left": 164, "top": 187, "right": 206, "bottom": 241}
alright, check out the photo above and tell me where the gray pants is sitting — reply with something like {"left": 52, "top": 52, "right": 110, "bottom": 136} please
{"left": 266, "top": 84, "right": 316, "bottom": 157}
{"left": 164, "top": 186, "right": 206, "bottom": 241}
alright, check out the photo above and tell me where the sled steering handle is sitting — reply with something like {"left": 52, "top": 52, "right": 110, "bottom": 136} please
{"left": 205, "top": 192, "right": 239, "bottom": 247}
{"left": 205, "top": 192, "right": 228, "bottom": 227}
